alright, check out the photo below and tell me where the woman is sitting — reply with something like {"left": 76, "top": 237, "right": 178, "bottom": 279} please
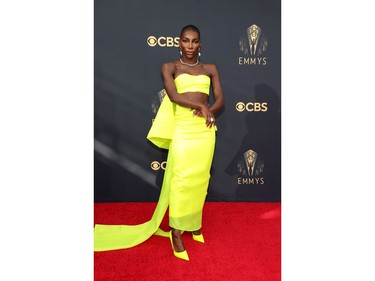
{"left": 94, "top": 25, "right": 224, "bottom": 262}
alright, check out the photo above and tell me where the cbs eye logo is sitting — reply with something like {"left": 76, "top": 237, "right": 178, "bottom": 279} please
{"left": 151, "top": 161, "right": 167, "bottom": 170}
{"left": 236, "top": 102, "right": 268, "bottom": 112}
{"left": 147, "top": 36, "right": 179, "bottom": 47}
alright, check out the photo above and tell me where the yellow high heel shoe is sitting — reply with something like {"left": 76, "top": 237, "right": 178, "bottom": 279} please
{"left": 169, "top": 231, "right": 189, "bottom": 261}
{"left": 154, "top": 228, "right": 169, "bottom": 237}
{"left": 192, "top": 232, "right": 205, "bottom": 243}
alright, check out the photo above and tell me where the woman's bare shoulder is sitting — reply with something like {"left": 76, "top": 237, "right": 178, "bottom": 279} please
{"left": 202, "top": 63, "right": 218, "bottom": 75}
{"left": 161, "top": 61, "right": 179, "bottom": 74}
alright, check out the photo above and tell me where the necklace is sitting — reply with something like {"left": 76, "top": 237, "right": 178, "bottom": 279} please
{"left": 179, "top": 58, "right": 199, "bottom": 66}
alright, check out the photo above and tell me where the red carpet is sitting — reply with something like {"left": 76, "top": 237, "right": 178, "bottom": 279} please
{"left": 94, "top": 202, "right": 281, "bottom": 281}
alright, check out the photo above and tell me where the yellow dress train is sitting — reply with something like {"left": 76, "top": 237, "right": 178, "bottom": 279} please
{"left": 94, "top": 87, "right": 215, "bottom": 252}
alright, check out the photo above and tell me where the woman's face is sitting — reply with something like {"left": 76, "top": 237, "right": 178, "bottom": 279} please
{"left": 179, "top": 30, "right": 200, "bottom": 59}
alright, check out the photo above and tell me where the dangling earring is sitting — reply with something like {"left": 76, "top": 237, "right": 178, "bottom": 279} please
{"left": 179, "top": 50, "right": 182, "bottom": 57}
{"left": 198, "top": 51, "right": 201, "bottom": 59}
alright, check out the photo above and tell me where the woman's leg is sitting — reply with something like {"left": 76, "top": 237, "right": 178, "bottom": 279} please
{"left": 171, "top": 228, "right": 186, "bottom": 252}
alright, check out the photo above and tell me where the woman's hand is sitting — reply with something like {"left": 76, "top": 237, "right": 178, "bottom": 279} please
{"left": 193, "top": 106, "right": 215, "bottom": 128}
{"left": 192, "top": 109, "right": 203, "bottom": 117}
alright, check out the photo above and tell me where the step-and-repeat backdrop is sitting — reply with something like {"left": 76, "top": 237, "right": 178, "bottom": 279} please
{"left": 94, "top": 0, "right": 281, "bottom": 202}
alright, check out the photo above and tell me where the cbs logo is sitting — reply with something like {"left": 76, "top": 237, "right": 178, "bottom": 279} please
{"left": 151, "top": 161, "right": 167, "bottom": 170}
{"left": 147, "top": 36, "right": 179, "bottom": 47}
{"left": 236, "top": 102, "right": 268, "bottom": 112}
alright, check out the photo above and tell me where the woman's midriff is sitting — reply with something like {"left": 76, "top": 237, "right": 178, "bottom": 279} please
{"left": 182, "top": 92, "right": 209, "bottom": 106}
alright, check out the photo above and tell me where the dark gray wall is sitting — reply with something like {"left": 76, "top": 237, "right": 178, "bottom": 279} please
{"left": 94, "top": 0, "right": 281, "bottom": 202}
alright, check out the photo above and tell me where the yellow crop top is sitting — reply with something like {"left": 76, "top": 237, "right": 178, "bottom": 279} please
{"left": 174, "top": 73, "right": 210, "bottom": 95}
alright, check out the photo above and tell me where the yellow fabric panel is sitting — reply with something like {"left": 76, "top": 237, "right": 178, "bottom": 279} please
{"left": 174, "top": 73, "right": 210, "bottom": 95}
{"left": 147, "top": 94, "right": 175, "bottom": 149}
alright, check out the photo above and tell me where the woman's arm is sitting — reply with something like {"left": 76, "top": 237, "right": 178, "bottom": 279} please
{"left": 207, "top": 64, "right": 225, "bottom": 114}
